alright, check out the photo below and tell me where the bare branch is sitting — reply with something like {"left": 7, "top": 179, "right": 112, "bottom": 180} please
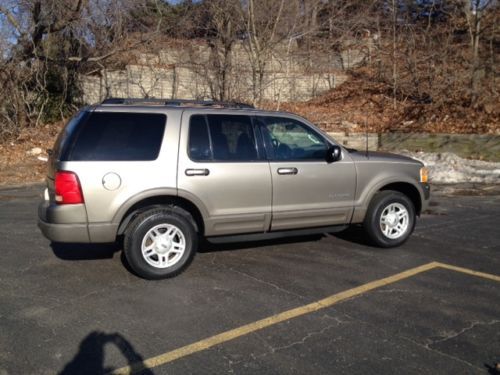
{"left": 0, "top": 5, "right": 23, "bottom": 35}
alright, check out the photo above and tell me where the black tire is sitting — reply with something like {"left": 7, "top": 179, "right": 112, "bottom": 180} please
{"left": 363, "top": 190, "right": 416, "bottom": 248}
{"left": 124, "top": 207, "right": 198, "bottom": 279}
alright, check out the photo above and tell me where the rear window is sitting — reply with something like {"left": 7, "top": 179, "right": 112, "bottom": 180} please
{"left": 67, "top": 112, "right": 166, "bottom": 161}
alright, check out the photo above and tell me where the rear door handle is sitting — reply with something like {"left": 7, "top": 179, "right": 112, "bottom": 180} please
{"left": 185, "top": 168, "right": 210, "bottom": 176}
{"left": 277, "top": 167, "right": 298, "bottom": 175}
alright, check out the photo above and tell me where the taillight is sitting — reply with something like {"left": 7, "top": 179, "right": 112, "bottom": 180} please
{"left": 55, "top": 171, "right": 84, "bottom": 204}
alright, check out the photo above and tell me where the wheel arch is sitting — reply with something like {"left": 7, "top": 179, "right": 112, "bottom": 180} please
{"left": 352, "top": 177, "right": 424, "bottom": 223}
{"left": 114, "top": 192, "right": 206, "bottom": 237}
{"left": 378, "top": 182, "right": 422, "bottom": 215}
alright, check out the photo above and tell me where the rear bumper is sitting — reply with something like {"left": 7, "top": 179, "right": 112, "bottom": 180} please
{"left": 38, "top": 200, "right": 118, "bottom": 243}
{"left": 38, "top": 201, "right": 90, "bottom": 243}
{"left": 38, "top": 219, "right": 90, "bottom": 243}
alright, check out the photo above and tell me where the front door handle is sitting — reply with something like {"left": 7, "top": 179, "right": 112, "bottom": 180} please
{"left": 277, "top": 167, "right": 298, "bottom": 175}
{"left": 185, "top": 168, "right": 210, "bottom": 176}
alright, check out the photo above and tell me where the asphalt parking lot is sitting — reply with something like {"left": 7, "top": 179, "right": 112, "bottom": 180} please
{"left": 0, "top": 184, "right": 499, "bottom": 375}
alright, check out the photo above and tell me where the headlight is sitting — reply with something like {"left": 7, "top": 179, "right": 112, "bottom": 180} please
{"left": 420, "top": 167, "right": 429, "bottom": 183}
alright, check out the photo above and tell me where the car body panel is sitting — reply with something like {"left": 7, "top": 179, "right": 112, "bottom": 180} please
{"left": 349, "top": 151, "right": 428, "bottom": 223}
{"left": 38, "top": 103, "right": 430, "bottom": 244}
{"left": 268, "top": 157, "right": 356, "bottom": 230}
{"left": 177, "top": 109, "right": 273, "bottom": 236}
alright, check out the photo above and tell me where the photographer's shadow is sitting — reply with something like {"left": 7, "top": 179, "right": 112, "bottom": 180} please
{"left": 59, "top": 331, "right": 153, "bottom": 375}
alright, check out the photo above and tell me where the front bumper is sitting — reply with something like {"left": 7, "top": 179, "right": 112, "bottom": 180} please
{"left": 420, "top": 182, "right": 431, "bottom": 212}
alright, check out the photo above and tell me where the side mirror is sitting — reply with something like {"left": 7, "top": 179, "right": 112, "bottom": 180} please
{"left": 326, "top": 145, "right": 342, "bottom": 163}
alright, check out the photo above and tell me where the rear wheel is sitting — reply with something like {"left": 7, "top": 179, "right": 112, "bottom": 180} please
{"left": 363, "top": 190, "right": 416, "bottom": 248}
{"left": 124, "top": 207, "right": 197, "bottom": 279}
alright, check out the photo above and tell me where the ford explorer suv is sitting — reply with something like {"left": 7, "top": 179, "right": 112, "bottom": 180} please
{"left": 38, "top": 98, "right": 430, "bottom": 279}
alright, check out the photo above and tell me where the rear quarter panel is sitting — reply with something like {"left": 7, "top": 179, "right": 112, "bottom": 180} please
{"left": 61, "top": 108, "right": 181, "bottom": 225}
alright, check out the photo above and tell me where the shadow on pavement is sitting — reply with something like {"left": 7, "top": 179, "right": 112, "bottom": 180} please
{"left": 50, "top": 230, "right": 367, "bottom": 260}
{"left": 199, "top": 234, "right": 325, "bottom": 253}
{"left": 51, "top": 242, "right": 121, "bottom": 261}
{"left": 485, "top": 362, "right": 500, "bottom": 375}
{"left": 331, "top": 225, "right": 373, "bottom": 247}
{"left": 59, "top": 331, "right": 153, "bottom": 375}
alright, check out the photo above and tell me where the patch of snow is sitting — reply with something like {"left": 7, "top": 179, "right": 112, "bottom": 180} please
{"left": 401, "top": 151, "right": 500, "bottom": 184}
{"left": 27, "top": 147, "right": 42, "bottom": 156}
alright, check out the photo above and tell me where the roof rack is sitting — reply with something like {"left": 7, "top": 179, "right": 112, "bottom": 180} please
{"left": 101, "top": 98, "right": 254, "bottom": 109}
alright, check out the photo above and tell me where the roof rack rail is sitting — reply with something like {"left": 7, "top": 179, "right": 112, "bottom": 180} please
{"left": 101, "top": 98, "right": 254, "bottom": 109}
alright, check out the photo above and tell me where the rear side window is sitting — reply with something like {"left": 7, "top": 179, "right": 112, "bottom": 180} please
{"left": 68, "top": 112, "right": 166, "bottom": 161}
{"left": 53, "top": 110, "right": 89, "bottom": 160}
{"left": 188, "top": 114, "right": 258, "bottom": 162}
{"left": 188, "top": 115, "right": 211, "bottom": 161}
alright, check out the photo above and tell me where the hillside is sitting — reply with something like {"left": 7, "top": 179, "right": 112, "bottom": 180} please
{"left": 267, "top": 69, "right": 499, "bottom": 135}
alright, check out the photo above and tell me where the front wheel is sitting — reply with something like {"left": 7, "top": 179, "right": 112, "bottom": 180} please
{"left": 124, "top": 207, "right": 197, "bottom": 279}
{"left": 363, "top": 191, "right": 416, "bottom": 248}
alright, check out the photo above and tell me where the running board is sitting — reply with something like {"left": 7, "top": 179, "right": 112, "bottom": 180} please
{"left": 207, "top": 225, "right": 348, "bottom": 244}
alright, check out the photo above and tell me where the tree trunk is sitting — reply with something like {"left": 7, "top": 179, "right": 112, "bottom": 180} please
{"left": 391, "top": 0, "right": 398, "bottom": 110}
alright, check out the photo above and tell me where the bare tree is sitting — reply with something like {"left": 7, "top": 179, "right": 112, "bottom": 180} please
{"left": 1, "top": 0, "right": 498, "bottom": 139}
{"left": 239, "top": 0, "right": 288, "bottom": 104}
{"left": 0, "top": 0, "right": 153, "bottom": 138}
{"left": 200, "top": 0, "right": 241, "bottom": 101}
{"left": 463, "top": 0, "right": 496, "bottom": 105}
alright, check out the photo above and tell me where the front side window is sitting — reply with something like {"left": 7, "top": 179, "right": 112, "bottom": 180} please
{"left": 261, "top": 117, "right": 328, "bottom": 161}
{"left": 69, "top": 112, "right": 166, "bottom": 161}
{"left": 188, "top": 114, "right": 258, "bottom": 162}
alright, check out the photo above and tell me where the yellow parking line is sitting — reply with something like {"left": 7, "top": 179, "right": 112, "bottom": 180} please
{"left": 435, "top": 262, "right": 500, "bottom": 282}
{"left": 109, "top": 261, "right": 499, "bottom": 375}
{"left": 110, "top": 262, "right": 438, "bottom": 374}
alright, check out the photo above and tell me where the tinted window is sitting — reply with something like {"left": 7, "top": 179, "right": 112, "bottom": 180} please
{"left": 69, "top": 112, "right": 166, "bottom": 161}
{"left": 262, "top": 117, "right": 327, "bottom": 161}
{"left": 188, "top": 115, "right": 212, "bottom": 161}
{"left": 188, "top": 114, "right": 258, "bottom": 162}
{"left": 54, "top": 110, "right": 89, "bottom": 161}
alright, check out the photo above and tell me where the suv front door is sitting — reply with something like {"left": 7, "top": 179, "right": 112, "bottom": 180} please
{"left": 178, "top": 112, "right": 272, "bottom": 236}
{"left": 258, "top": 115, "right": 356, "bottom": 231}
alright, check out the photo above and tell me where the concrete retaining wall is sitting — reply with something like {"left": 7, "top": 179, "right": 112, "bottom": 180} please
{"left": 82, "top": 67, "right": 347, "bottom": 104}
{"left": 81, "top": 40, "right": 363, "bottom": 104}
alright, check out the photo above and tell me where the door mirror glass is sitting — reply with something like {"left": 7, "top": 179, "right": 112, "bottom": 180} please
{"left": 326, "top": 145, "right": 342, "bottom": 163}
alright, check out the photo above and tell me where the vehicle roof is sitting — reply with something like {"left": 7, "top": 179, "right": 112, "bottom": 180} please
{"left": 91, "top": 104, "right": 307, "bottom": 119}
{"left": 89, "top": 98, "right": 302, "bottom": 117}
{"left": 99, "top": 98, "right": 255, "bottom": 109}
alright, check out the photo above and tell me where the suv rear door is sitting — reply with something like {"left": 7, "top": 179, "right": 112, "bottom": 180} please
{"left": 177, "top": 111, "right": 272, "bottom": 236}
{"left": 257, "top": 115, "right": 356, "bottom": 231}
